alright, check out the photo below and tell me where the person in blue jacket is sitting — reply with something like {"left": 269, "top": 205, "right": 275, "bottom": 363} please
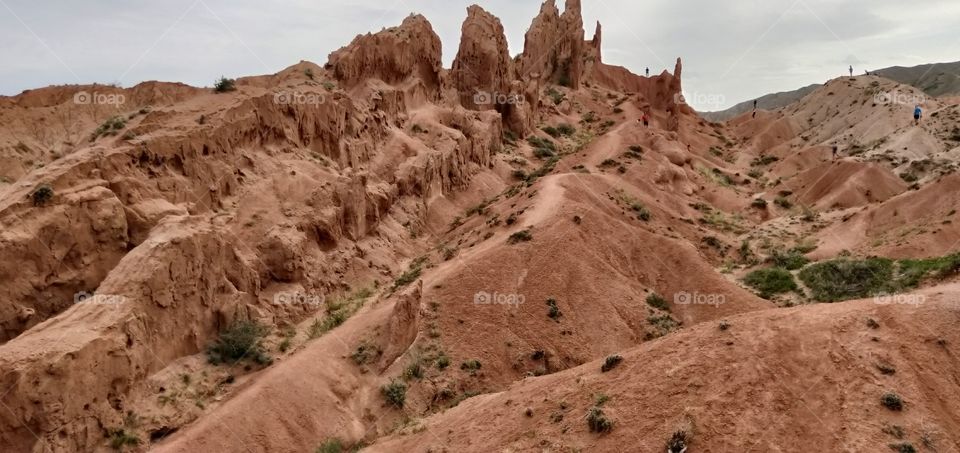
{"left": 914, "top": 105, "right": 923, "bottom": 124}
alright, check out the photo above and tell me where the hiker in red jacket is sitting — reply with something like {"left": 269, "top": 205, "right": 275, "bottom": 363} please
{"left": 641, "top": 112, "right": 650, "bottom": 127}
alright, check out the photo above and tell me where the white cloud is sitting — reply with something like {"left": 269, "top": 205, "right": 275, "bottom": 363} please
{"left": 0, "top": 0, "right": 957, "bottom": 110}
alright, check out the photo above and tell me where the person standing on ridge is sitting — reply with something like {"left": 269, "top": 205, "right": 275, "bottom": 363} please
{"left": 914, "top": 105, "right": 923, "bottom": 124}
{"left": 849, "top": 65, "right": 853, "bottom": 77}
{"left": 646, "top": 67, "right": 650, "bottom": 77}
{"left": 641, "top": 112, "right": 650, "bottom": 127}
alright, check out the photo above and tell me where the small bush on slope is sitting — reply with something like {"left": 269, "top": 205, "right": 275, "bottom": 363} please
{"left": 743, "top": 268, "right": 797, "bottom": 298}
{"left": 207, "top": 320, "right": 270, "bottom": 365}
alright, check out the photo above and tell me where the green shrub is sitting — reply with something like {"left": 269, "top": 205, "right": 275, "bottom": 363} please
{"left": 645, "top": 294, "right": 669, "bottom": 311}
{"left": 461, "top": 359, "right": 482, "bottom": 373}
{"left": 546, "top": 298, "right": 562, "bottom": 320}
{"left": 900, "top": 172, "right": 918, "bottom": 183}
{"left": 435, "top": 354, "right": 450, "bottom": 369}
{"left": 108, "top": 429, "right": 140, "bottom": 450}
{"left": 889, "top": 442, "right": 917, "bottom": 453}
{"left": 542, "top": 126, "right": 560, "bottom": 137}
{"left": 393, "top": 257, "right": 428, "bottom": 290}
{"left": 309, "top": 288, "right": 373, "bottom": 338}
{"left": 751, "top": 155, "right": 779, "bottom": 166}
{"left": 213, "top": 76, "right": 236, "bottom": 93}
{"left": 403, "top": 359, "right": 424, "bottom": 380}
{"left": 666, "top": 431, "right": 689, "bottom": 453}
{"left": 381, "top": 380, "right": 407, "bottom": 408}
{"left": 769, "top": 249, "right": 810, "bottom": 270}
{"left": 647, "top": 314, "right": 680, "bottom": 336}
{"left": 92, "top": 116, "right": 127, "bottom": 140}
{"left": 743, "top": 268, "right": 797, "bottom": 298}
{"left": 315, "top": 438, "right": 343, "bottom": 453}
{"left": 527, "top": 136, "right": 556, "bottom": 151}
{"left": 207, "top": 320, "right": 270, "bottom": 365}
{"left": 557, "top": 123, "right": 576, "bottom": 136}
{"left": 798, "top": 258, "right": 894, "bottom": 302}
{"left": 898, "top": 253, "right": 960, "bottom": 285}
{"left": 881, "top": 392, "right": 903, "bottom": 411}
{"left": 774, "top": 197, "right": 793, "bottom": 209}
{"left": 533, "top": 147, "right": 555, "bottom": 159}
{"left": 30, "top": 184, "right": 54, "bottom": 206}
{"left": 586, "top": 406, "right": 613, "bottom": 433}
{"left": 351, "top": 341, "right": 381, "bottom": 365}
{"left": 601, "top": 355, "right": 623, "bottom": 372}
{"left": 546, "top": 87, "right": 565, "bottom": 105}
{"left": 631, "top": 203, "right": 652, "bottom": 221}
{"left": 507, "top": 229, "right": 533, "bottom": 244}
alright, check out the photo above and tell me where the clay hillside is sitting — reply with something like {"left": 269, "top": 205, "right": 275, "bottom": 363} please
{"left": 1, "top": 1, "right": 959, "bottom": 452}
{"left": 703, "top": 60, "right": 960, "bottom": 121}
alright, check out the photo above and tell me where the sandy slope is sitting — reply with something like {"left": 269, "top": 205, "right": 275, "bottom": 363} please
{"left": 369, "top": 283, "right": 960, "bottom": 453}
{"left": 2, "top": 2, "right": 960, "bottom": 452}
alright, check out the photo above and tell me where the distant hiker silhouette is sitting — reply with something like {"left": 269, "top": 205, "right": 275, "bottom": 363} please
{"left": 914, "top": 105, "right": 923, "bottom": 124}
{"left": 832, "top": 145, "right": 838, "bottom": 160}
{"left": 646, "top": 67, "right": 650, "bottom": 77}
{"left": 849, "top": 65, "right": 853, "bottom": 77}
{"left": 752, "top": 99, "right": 758, "bottom": 118}
{"left": 641, "top": 113, "right": 650, "bottom": 127}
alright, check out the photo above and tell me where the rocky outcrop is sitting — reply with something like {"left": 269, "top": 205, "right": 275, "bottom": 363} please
{"left": 451, "top": 6, "right": 512, "bottom": 110}
{"left": 0, "top": 216, "right": 261, "bottom": 452}
{"left": 326, "top": 14, "right": 443, "bottom": 98}
{"left": 516, "top": 0, "right": 585, "bottom": 89}
{"left": 450, "top": 6, "right": 535, "bottom": 136}
{"left": 0, "top": 183, "right": 130, "bottom": 342}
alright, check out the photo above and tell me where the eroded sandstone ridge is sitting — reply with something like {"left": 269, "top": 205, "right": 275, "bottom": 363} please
{"left": 0, "top": 1, "right": 691, "bottom": 451}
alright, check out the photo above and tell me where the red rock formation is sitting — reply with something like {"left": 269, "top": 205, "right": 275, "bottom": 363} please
{"left": 451, "top": 5, "right": 512, "bottom": 110}
{"left": 450, "top": 5, "right": 533, "bottom": 135}
{"left": 516, "top": 0, "right": 585, "bottom": 89}
{"left": 326, "top": 14, "right": 442, "bottom": 98}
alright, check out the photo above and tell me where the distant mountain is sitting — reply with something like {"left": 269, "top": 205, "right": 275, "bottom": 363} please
{"left": 874, "top": 61, "right": 960, "bottom": 97}
{"left": 700, "top": 84, "right": 820, "bottom": 122}
{"left": 702, "top": 60, "right": 960, "bottom": 121}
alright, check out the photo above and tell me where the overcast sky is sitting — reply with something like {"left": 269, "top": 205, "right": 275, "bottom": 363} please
{"left": 1, "top": 0, "right": 958, "bottom": 110}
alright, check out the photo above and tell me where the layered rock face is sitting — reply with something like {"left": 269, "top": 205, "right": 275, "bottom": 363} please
{"left": 0, "top": 3, "right": 693, "bottom": 451}
{"left": 326, "top": 14, "right": 443, "bottom": 98}
{"left": 450, "top": 5, "right": 533, "bottom": 135}
{"left": 451, "top": 6, "right": 512, "bottom": 110}
{"left": 516, "top": 0, "right": 585, "bottom": 89}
